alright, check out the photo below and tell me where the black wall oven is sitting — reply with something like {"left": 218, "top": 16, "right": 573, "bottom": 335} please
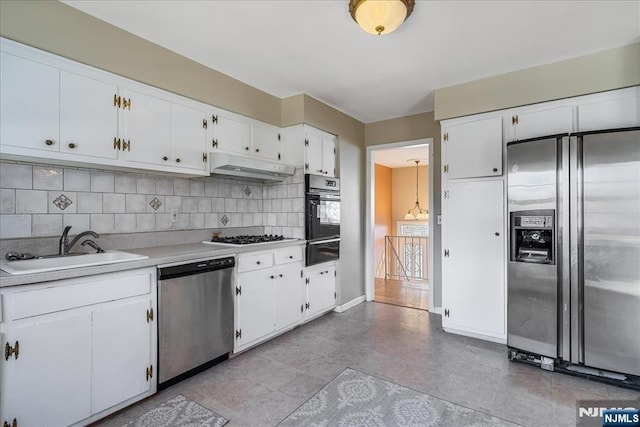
{"left": 305, "top": 174, "right": 340, "bottom": 266}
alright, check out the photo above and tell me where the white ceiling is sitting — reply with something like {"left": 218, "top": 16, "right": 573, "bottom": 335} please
{"left": 63, "top": 1, "right": 640, "bottom": 124}
{"left": 374, "top": 145, "right": 428, "bottom": 168}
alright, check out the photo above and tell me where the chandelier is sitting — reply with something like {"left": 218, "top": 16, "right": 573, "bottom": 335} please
{"left": 349, "top": 0, "right": 415, "bottom": 35}
{"left": 404, "top": 159, "right": 428, "bottom": 220}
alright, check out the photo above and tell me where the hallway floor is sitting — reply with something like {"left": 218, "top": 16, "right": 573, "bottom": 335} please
{"left": 375, "top": 277, "right": 428, "bottom": 310}
{"left": 96, "top": 302, "right": 638, "bottom": 427}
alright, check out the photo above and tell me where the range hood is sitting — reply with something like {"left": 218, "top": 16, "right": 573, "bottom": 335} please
{"left": 209, "top": 152, "right": 295, "bottom": 181}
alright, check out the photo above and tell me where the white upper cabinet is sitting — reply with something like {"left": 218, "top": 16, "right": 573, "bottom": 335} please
{"left": 280, "top": 124, "right": 338, "bottom": 176}
{"left": 119, "top": 88, "right": 172, "bottom": 167}
{"left": 60, "top": 71, "right": 119, "bottom": 159}
{"left": 252, "top": 121, "right": 281, "bottom": 161}
{"left": 0, "top": 52, "right": 60, "bottom": 152}
{"left": 211, "top": 111, "right": 252, "bottom": 155}
{"left": 509, "top": 106, "right": 573, "bottom": 141}
{"left": 442, "top": 116, "right": 503, "bottom": 179}
{"left": 578, "top": 94, "right": 640, "bottom": 131}
{"left": 170, "top": 102, "right": 208, "bottom": 171}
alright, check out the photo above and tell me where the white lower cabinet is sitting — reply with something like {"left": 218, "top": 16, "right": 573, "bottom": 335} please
{"left": 0, "top": 268, "right": 157, "bottom": 427}
{"left": 233, "top": 245, "right": 337, "bottom": 353}
{"left": 305, "top": 262, "right": 337, "bottom": 319}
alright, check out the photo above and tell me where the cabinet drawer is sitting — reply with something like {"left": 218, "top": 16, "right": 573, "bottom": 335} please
{"left": 274, "top": 246, "right": 303, "bottom": 265}
{"left": 4, "top": 269, "right": 153, "bottom": 321}
{"left": 237, "top": 253, "right": 273, "bottom": 273}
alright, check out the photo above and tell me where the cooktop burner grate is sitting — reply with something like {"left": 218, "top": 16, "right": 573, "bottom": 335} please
{"left": 208, "top": 234, "right": 286, "bottom": 245}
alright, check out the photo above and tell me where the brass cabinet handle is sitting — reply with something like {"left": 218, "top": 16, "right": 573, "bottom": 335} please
{"left": 113, "top": 137, "right": 121, "bottom": 150}
{"left": 176, "top": 158, "right": 181, "bottom": 163}
{"left": 3, "top": 418, "right": 17, "bottom": 427}
{"left": 122, "top": 140, "right": 130, "bottom": 152}
{"left": 202, "top": 119, "right": 207, "bottom": 129}
{"left": 212, "top": 139, "right": 218, "bottom": 148}
{"left": 68, "top": 142, "right": 76, "bottom": 149}
{"left": 113, "top": 94, "right": 121, "bottom": 107}
{"left": 162, "top": 156, "right": 168, "bottom": 161}
{"left": 45, "top": 139, "right": 54, "bottom": 146}
{"left": 203, "top": 153, "right": 208, "bottom": 162}
{"left": 4, "top": 341, "right": 19, "bottom": 360}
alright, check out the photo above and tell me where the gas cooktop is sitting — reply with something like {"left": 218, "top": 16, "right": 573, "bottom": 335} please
{"left": 203, "top": 235, "right": 295, "bottom": 246}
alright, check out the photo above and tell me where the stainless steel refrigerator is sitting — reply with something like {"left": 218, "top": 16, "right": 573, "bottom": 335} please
{"left": 507, "top": 127, "right": 640, "bottom": 384}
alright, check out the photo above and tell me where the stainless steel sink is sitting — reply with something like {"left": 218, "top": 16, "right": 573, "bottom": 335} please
{"left": 0, "top": 250, "right": 149, "bottom": 275}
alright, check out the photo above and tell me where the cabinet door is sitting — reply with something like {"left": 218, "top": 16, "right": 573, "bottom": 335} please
{"left": 444, "top": 117, "right": 503, "bottom": 179}
{"left": 513, "top": 106, "right": 573, "bottom": 141}
{"left": 307, "top": 264, "right": 336, "bottom": 318}
{"left": 119, "top": 88, "right": 172, "bottom": 166}
{"left": 213, "top": 112, "right": 251, "bottom": 155}
{"left": 305, "top": 133, "right": 324, "bottom": 175}
{"left": 0, "top": 52, "right": 59, "bottom": 152}
{"left": 252, "top": 122, "right": 280, "bottom": 160}
{"left": 275, "top": 264, "right": 304, "bottom": 330}
{"left": 91, "top": 298, "right": 152, "bottom": 414}
{"left": 578, "top": 96, "right": 640, "bottom": 132}
{"left": 60, "top": 71, "right": 119, "bottom": 159}
{"left": 0, "top": 311, "right": 92, "bottom": 427}
{"left": 442, "top": 180, "right": 505, "bottom": 338}
{"left": 322, "top": 137, "right": 337, "bottom": 177}
{"left": 236, "top": 270, "right": 275, "bottom": 348}
{"left": 171, "top": 102, "right": 207, "bottom": 171}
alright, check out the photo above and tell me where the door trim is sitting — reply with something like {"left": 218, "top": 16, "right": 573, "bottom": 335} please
{"left": 365, "top": 138, "right": 435, "bottom": 313}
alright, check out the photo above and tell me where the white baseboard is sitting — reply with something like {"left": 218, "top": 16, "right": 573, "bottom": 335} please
{"left": 431, "top": 306, "right": 442, "bottom": 315}
{"left": 334, "top": 295, "right": 366, "bottom": 313}
{"left": 443, "top": 327, "right": 507, "bottom": 345}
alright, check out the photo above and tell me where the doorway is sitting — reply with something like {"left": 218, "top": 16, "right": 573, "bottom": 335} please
{"left": 365, "top": 139, "right": 435, "bottom": 312}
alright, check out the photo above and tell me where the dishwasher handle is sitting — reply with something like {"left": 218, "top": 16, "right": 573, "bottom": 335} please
{"left": 158, "top": 256, "right": 235, "bottom": 280}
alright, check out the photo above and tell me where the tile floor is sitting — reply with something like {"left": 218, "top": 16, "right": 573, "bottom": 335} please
{"left": 96, "top": 302, "right": 639, "bottom": 427}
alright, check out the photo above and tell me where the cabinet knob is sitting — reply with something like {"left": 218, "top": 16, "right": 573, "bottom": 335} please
{"left": 495, "top": 232, "right": 500, "bottom": 236}
{"left": 256, "top": 261, "right": 261, "bottom": 265}
{"left": 493, "top": 168, "right": 498, "bottom": 172}
{"left": 45, "top": 139, "right": 54, "bottom": 146}
{"left": 270, "top": 275, "right": 275, "bottom": 279}
{"left": 162, "top": 156, "right": 168, "bottom": 161}
{"left": 68, "top": 142, "right": 76, "bottom": 149}
{"left": 255, "top": 148, "right": 260, "bottom": 153}
{"left": 245, "top": 146, "right": 250, "bottom": 151}
{"left": 289, "top": 255, "right": 293, "bottom": 259}
{"left": 279, "top": 274, "right": 283, "bottom": 278}
{"left": 176, "top": 158, "right": 181, "bottom": 163}
{"left": 316, "top": 169, "right": 323, "bottom": 173}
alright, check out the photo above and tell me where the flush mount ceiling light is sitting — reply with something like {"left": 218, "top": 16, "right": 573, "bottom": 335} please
{"left": 404, "top": 159, "right": 429, "bottom": 220}
{"left": 349, "top": 0, "right": 415, "bottom": 35}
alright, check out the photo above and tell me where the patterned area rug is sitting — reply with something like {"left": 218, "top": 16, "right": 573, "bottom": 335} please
{"left": 279, "top": 368, "right": 518, "bottom": 426}
{"left": 122, "top": 394, "right": 228, "bottom": 427}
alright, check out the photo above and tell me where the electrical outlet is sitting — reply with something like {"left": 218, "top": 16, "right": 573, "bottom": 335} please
{"left": 170, "top": 208, "right": 178, "bottom": 222}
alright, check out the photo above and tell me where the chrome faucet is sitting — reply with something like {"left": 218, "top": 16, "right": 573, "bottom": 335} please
{"left": 59, "top": 226, "right": 100, "bottom": 255}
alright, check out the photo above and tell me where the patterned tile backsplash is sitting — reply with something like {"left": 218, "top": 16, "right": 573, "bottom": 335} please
{"left": 0, "top": 161, "right": 305, "bottom": 240}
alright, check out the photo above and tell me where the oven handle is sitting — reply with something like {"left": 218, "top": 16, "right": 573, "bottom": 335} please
{"left": 308, "top": 238, "right": 341, "bottom": 245}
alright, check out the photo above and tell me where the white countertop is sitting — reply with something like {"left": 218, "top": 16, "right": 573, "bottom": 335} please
{"left": 0, "top": 240, "right": 306, "bottom": 288}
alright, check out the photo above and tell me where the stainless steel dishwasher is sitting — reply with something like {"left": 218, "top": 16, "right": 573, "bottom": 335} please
{"left": 158, "top": 256, "right": 234, "bottom": 389}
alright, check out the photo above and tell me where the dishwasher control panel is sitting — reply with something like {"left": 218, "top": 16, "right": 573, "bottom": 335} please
{"left": 158, "top": 256, "right": 235, "bottom": 280}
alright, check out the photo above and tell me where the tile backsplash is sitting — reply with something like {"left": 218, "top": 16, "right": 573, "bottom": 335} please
{"left": 0, "top": 161, "right": 305, "bottom": 240}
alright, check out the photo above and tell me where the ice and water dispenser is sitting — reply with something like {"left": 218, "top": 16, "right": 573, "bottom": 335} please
{"left": 510, "top": 210, "right": 555, "bottom": 264}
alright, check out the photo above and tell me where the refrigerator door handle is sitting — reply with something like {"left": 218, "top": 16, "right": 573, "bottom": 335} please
{"left": 568, "top": 135, "right": 584, "bottom": 364}
{"left": 559, "top": 136, "right": 571, "bottom": 362}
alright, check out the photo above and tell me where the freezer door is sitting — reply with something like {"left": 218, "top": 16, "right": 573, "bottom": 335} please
{"left": 582, "top": 129, "right": 640, "bottom": 376}
{"left": 507, "top": 137, "right": 560, "bottom": 358}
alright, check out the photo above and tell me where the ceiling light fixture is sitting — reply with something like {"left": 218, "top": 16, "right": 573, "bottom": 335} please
{"left": 349, "top": 0, "right": 415, "bottom": 35}
{"left": 404, "top": 159, "right": 428, "bottom": 220}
